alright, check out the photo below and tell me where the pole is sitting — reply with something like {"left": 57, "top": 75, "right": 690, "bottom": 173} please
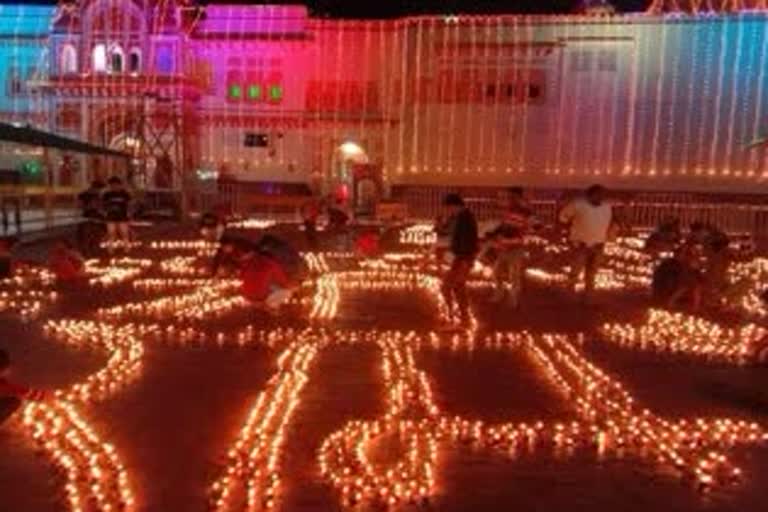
{"left": 43, "top": 146, "right": 53, "bottom": 230}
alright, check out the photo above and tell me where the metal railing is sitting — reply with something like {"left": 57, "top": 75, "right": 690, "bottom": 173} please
{"left": 392, "top": 186, "right": 768, "bottom": 240}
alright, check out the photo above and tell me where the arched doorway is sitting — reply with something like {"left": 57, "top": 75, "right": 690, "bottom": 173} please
{"left": 332, "top": 141, "right": 380, "bottom": 214}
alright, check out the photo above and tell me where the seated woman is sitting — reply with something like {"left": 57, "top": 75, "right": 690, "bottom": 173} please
{"left": 240, "top": 251, "right": 297, "bottom": 314}
{"left": 48, "top": 240, "right": 86, "bottom": 283}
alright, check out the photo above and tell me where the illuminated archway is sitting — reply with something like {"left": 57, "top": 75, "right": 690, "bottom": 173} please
{"left": 331, "top": 141, "right": 373, "bottom": 210}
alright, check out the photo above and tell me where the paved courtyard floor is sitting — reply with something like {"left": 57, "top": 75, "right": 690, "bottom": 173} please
{"left": 0, "top": 224, "right": 766, "bottom": 512}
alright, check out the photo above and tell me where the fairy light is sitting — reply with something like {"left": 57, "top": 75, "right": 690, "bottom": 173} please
{"left": 601, "top": 309, "right": 767, "bottom": 364}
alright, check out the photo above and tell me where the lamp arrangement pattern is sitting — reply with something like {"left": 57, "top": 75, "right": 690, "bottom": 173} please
{"left": 16, "top": 319, "right": 143, "bottom": 512}
{"left": 601, "top": 309, "right": 768, "bottom": 364}
{"left": 1, "top": 235, "right": 766, "bottom": 512}
{"left": 0, "top": 267, "right": 57, "bottom": 319}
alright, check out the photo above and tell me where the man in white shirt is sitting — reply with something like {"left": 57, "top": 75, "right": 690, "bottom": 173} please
{"left": 558, "top": 185, "right": 613, "bottom": 300}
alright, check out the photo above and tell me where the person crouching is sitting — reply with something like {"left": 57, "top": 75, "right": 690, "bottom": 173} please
{"left": 240, "top": 250, "right": 297, "bottom": 315}
{"left": 48, "top": 240, "right": 86, "bottom": 284}
{"left": 0, "top": 349, "right": 47, "bottom": 427}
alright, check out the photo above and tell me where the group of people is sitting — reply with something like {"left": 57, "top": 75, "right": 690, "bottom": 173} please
{"left": 650, "top": 220, "right": 750, "bottom": 312}
{"left": 77, "top": 177, "right": 133, "bottom": 254}
{"left": 435, "top": 184, "right": 616, "bottom": 325}
{"left": 300, "top": 196, "right": 353, "bottom": 250}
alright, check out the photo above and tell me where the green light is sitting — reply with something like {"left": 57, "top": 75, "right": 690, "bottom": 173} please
{"left": 247, "top": 84, "right": 261, "bottom": 100}
{"left": 229, "top": 84, "right": 242, "bottom": 99}
{"left": 21, "top": 160, "right": 41, "bottom": 175}
{"left": 269, "top": 85, "right": 283, "bottom": 101}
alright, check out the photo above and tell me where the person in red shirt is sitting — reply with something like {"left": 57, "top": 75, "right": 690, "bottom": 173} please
{"left": 355, "top": 230, "right": 380, "bottom": 258}
{"left": 0, "top": 349, "right": 46, "bottom": 426}
{"left": 240, "top": 252, "right": 296, "bottom": 314}
{"left": 48, "top": 240, "right": 86, "bottom": 283}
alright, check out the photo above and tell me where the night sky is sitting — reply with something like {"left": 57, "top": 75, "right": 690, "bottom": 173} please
{"left": 4, "top": 0, "right": 653, "bottom": 18}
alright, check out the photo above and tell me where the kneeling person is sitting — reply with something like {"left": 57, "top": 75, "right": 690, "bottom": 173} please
{"left": 241, "top": 251, "right": 297, "bottom": 314}
{"left": 0, "top": 349, "right": 46, "bottom": 426}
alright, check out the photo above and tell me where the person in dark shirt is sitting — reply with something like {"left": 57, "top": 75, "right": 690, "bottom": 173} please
{"left": 440, "top": 193, "right": 478, "bottom": 326}
{"left": 76, "top": 180, "right": 106, "bottom": 255}
{"left": 78, "top": 180, "right": 105, "bottom": 220}
{"left": 0, "top": 349, "right": 46, "bottom": 426}
{"left": 102, "top": 177, "right": 132, "bottom": 253}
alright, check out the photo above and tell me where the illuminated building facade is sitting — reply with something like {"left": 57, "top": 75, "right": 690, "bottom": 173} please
{"left": 0, "top": 2, "right": 767, "bottom": 194}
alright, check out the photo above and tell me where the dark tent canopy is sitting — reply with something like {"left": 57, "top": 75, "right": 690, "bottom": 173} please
{"left": 0, "top": 122, "right": 129, "bottom": 158}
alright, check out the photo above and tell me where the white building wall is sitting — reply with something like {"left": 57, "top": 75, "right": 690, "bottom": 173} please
{"left": 388, "top": 14, "right": 768, "bottom": 193}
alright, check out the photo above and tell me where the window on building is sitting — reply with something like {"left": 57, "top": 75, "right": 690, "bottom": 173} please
{"left": 6, "top": 66, "right": 23, "bottom": 96}
{"left": 129, "top": 48, "right": 141, "bottom": 73}
{"left": 60, "top": 44, "right": 77, "bottom": 75}
{"left": 110, "top": 45, "right": 124, "bottom": 73}
{"left": 92, "top": 44, "right": 107, "bottom": 72}
{"left": 156, "top": 46, "right": 173, "bottom": 74}
{"left": 571, "top": 50, "right": 592, "bottom": 72}
{"left": 597, "top": 50, "right": 617, "bottom": 72}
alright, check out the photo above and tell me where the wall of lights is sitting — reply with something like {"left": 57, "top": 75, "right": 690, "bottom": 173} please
{"left": 1, "top": 3, "right": 768, "bottom": 190}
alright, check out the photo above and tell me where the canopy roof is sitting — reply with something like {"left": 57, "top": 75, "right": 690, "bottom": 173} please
{"left": 0, "top": 122, "right": 129, "bottom": 158}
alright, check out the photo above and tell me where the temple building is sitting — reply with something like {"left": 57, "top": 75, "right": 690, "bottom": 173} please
{"left": 0, "top": 1, "right": 767, "bottom": 199}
